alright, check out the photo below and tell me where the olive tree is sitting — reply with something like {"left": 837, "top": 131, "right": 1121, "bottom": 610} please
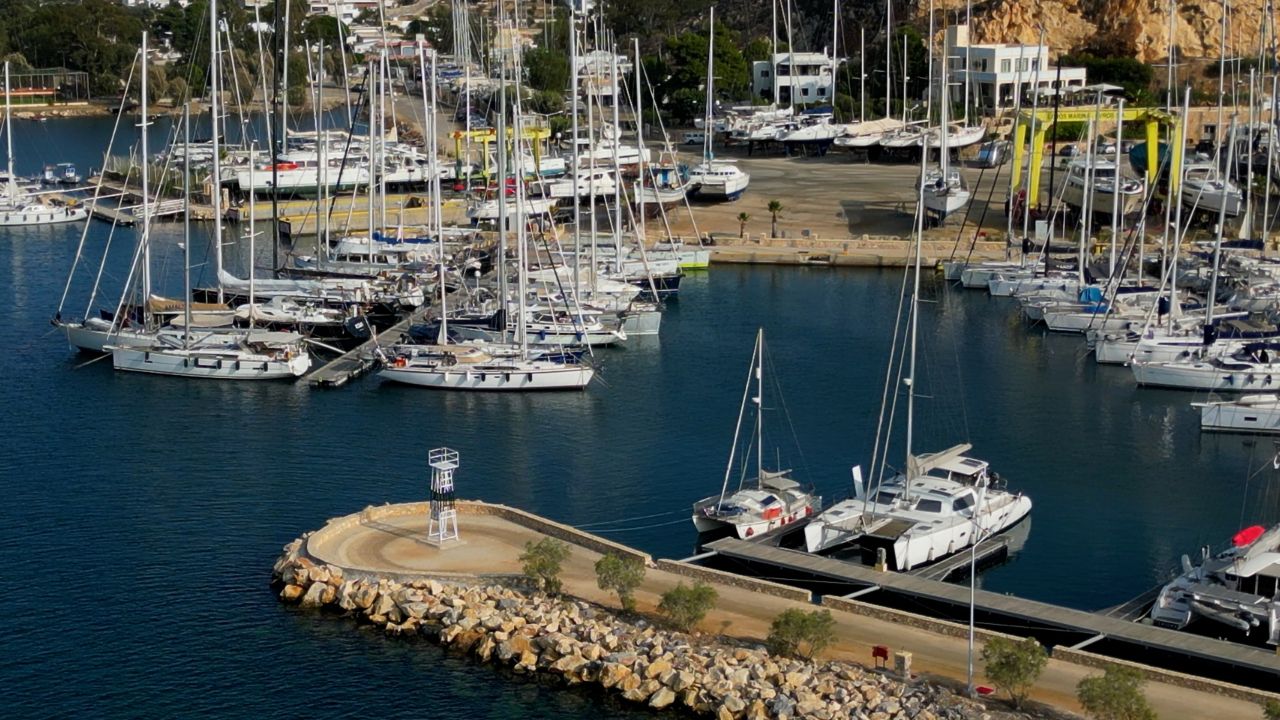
{"left": 519, "top": 537, "right": 570, "bottom": 595}
{"left": 658, "top": 581, "right": 717, "bottom": 632}
{"left": 766, "top": 608, "right": 837, "bottom": 660}
{"left": 1076, "top": 664, "right": 1157, "bottom": 720}
{"left": 980, "top": 636, "right": 1048, "bottom": 709}
{"left": 594, "top": 552, "right": 645, "bottom": 612}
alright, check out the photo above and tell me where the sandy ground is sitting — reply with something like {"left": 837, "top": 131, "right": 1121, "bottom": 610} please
{"left": 309, "top": 511, "right": 1274, "bottom": 720}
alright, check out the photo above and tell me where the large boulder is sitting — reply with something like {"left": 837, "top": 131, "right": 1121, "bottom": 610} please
{"left": 300, "top": 581, "right": 329, "bottom": 608}
{"left": 400, "top": 602, "right": 431, "bottom": 620}
{"left": 599, "top": 663, "right": 631, "bottom": 690}
{"left": 279, "top": 584, "right": 304, "bottom": 603}
{"left": 648, "top": 688, "right": 676, "bottom": 709}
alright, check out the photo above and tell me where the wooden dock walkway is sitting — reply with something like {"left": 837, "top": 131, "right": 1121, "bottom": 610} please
{"left": 307, "top": 313, "right": 417, "bottom": 388}
{"left": 705, "top": 537, "right": 1280, "bottom": 678}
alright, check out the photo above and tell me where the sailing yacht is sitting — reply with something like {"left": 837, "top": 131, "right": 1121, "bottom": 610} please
{"left": 110, "top": 30, "right": 312, "bottom": 382}
{"left": 1180, "top": 160, "right": 1242, "bottom": 217}
{"left": 378, "top": 41, "right": 594, "bottom": 393}
{"left": 0, "top": 62, "right": 88, "bottom": 226}
{"left": 691, "top": 330, "right": 820, "bottom": 539}
{"left": 687, "top": 8, "right": 750, "bottom": 202}
{"left": 919, "top": 35, "right": 970, "bottom": 223}
{"left": 803, "top": 142, "right": 1030, "bottom": 570}
{"left": 1060, "top": 158, "right": 1145, "bottom": 220}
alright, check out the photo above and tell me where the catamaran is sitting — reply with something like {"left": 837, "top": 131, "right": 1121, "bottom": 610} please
{"left": 803, "top": 141, "right": 1030, "bottom": 570}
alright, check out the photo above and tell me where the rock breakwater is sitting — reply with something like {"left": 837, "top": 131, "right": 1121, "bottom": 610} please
{"left": 273, "top": 535, "right": 1032, "bottom": 720}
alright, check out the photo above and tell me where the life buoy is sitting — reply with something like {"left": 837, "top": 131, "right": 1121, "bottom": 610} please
{"left": 394, "top": 357, "right": 407, "bottom": 368}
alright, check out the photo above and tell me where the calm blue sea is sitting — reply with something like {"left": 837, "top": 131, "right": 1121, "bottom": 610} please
{"left": 2, "top": 118, "right": 1277, "bottom": 717}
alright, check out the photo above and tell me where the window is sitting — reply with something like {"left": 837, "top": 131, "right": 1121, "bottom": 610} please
{"left": 802, "top": 87, "right": 810, "bottom": 97}
{"left": 874, "top": 491, "right": 899, "bottom": 505}
{"left": 916, "top": 499, "right": 943, "bottom": 513}
{"left": 1000, "top": 59, "right": 1011, "bottom": 73}
{"left": 952, "top": 494, "right": 976, "bottom": 512}
{"left": 817, "top": 87, "right": 827, "bottom": 97}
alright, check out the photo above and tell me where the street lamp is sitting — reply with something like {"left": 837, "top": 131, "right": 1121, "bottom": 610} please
{"left": 966, "top": 475, "right": 990, "bottom": 698}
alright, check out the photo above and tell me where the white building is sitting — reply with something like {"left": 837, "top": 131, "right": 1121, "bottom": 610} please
{"left": 945, "top": 25, "right": 1087, "bottom": 113}
{"left": 751, "top": 52, "right": 840, "bottom": 106}
{"left": 307, "top": 0, "right": 379, "bottom": 24}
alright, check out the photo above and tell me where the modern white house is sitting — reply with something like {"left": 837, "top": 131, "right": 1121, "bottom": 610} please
{"left": 751, "top": 52, "right": 841, "bottom": 106}
{"left": 945, "top": 25, "right": 1087, "bottom": 113}
{"left": 307, "top": 0, "right": 379, "bottom": 23}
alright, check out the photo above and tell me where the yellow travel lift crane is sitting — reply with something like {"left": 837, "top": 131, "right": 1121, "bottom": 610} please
{"left": 1009, "top": 105, "right": 1184, "bottom": 209}
{"left": 449, "top": 126, "right": 553, "bottom": 181}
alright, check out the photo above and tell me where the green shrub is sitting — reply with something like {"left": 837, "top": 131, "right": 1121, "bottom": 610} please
{"left": 594, "top": 552, "right": 645, "bottom": 612}
{"left": 658, "top": 581, "right": 717, "bottom": 632}
{"left": 1076, "top": 664, "right": 1157, "bottom": 720}
{"left": 981, "top": 636, "right": 1048, "bottom": 709}
{"left": 519, "top": 538, "right": 570, "bottom": 595}
{"left": 766, "top": 608, "right": 837, "bottom": 660}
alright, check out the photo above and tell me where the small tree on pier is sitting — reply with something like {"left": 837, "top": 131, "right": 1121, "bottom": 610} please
{"left": 980, "top": 636, "right": 1047, "bottom": 710}
{"left": 658, "top": 581, "right": 717, "bottom": 633}
{"left": 737, "top": 212, "right": 750, "bottom": 239}
{"left": 767, "top": 200, "right": 783, "bottom": 238}
{"left": 520, "top": 538, "right": 571, "bottom": 595}
{"left": 1262, "top": 699, "right": 1280, "bottom": 720}
{"left": 594, "top": 552, "right": 645, "bottom": 612}
{"left": 1076, "top": 664, "right": 1156, "bottom": 720}
{"left": 766, "top": 608, "right": 837, "bottom": 660}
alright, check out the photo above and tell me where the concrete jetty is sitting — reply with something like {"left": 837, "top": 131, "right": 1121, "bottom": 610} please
{"left": 275, "top": 500, "right": 1279, "bottom": 719}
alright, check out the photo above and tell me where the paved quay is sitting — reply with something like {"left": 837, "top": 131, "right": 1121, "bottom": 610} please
{"left": 300, "top": 500, "right": 1278, "bottom": 720}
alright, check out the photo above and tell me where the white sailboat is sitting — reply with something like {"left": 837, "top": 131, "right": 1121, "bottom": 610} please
{"left": 110, "top": 28, "right": 311, "bottom": 381}
{"left": 920, "top": 30, "right": 970, "bottom": 223}
{"left": 803, "top": 145, "right": 1030, "bottom": 570}
{"left": 691, "top": 329, "right": 821, "bottom": 539}
{"left": 687, "top": 8, "right": 750, "bottom": 202}
{"left": 0, "top": 62, "right": 88, "bottom": 226}
{"left": 378, "top": 42, "right": 593, "bottom": 392}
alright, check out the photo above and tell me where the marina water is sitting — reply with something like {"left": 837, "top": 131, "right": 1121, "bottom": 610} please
{"left": 3, "top": 119, "right": 1278, "bottom": 716}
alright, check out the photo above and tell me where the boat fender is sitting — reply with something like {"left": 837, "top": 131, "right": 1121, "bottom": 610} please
{"left": 394, "top": 357, "right": 408, "bottom": 368}
{"left": 745, "top": 527, "right": 754, "bottom": 537}
{"left": 805, "top": 506, "right": 813, "bottom": 516}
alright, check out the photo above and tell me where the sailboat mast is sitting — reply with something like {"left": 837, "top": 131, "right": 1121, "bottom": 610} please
{"left": 772, "top": 0, "right": 778, "bottom": 105}
{"left": 964, "top": 0, "right": 972, "bottom": 125}
{"left": 635, "top": 38, "right": 646, "bottom": 240}
{"left": 940, "top": 31, "right": 949, "bottom": 178}
{"left": 1208, "top": 116, "right": 1239, "bottom": 325}
{"left": 1168, "top": 85, "right": 1190, "bottom": 328}
{"left": 496, "top": 51, "right": 510, "bottom": 345}
{"left": 209, "top": 0, "right": 225, "bottom": 303}
{"left": 511, "top": 36, "right": 529, "bottom": 355}
{"left": 905, "top": 129, "right": 929, "bottom": 487}
{"left": 860, "top": 26, "right": 866, "bottom": 124}
{"left": 140, "top": 34, "right": 153, "bottom": 324}
{"left": 611, "top": 51, "right": 622, "bottom": 253}
{"left": 183, "top": 102, "right": 192, "bottom": 349}
{"left": 570, "top": 13, "right": 582, "bottom": 292}
{"left": 704, "top": 7, "right": 715, "bottom": 163}
{"left": 3, "top": 62, "right": 13, "bottom": 194}
{"left": 755, "top": 330, "right": 764, "bottom": 486}
{"left": 884, "top": 0, "right": 892, "bottom": 120}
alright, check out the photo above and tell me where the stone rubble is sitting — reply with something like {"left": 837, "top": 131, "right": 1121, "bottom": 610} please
{"left": 273, "top": 536, "right": 1036, "bottom": 720}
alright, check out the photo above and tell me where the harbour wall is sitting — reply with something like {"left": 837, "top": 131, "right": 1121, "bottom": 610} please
{"left": 274, "top": 503, "right": 995, "bottom": 720}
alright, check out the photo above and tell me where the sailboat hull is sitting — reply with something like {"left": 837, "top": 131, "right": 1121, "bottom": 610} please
{"left": 379, "top": 364, "right": 594, "bottom": 390}
{"left": 110, "top": 346, "right": 311, "bottom": 380}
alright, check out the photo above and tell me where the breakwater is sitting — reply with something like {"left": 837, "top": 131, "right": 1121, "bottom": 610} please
{"left": 272, "top": 512, "right": 1016, "bottom": 720}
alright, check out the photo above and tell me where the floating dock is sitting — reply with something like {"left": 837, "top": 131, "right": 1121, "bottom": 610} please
{"left": 703, "top": 537, "right": 1280, "bottom": 689}
{"left": 307, "top": 312, "right": 417, "bottom": 388}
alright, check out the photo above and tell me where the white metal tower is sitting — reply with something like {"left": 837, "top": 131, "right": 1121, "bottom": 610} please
{"left": 428, "top": 447, "right": 460, "bottom": 544}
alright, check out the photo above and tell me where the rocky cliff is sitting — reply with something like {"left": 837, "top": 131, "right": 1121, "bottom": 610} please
{"left": 922, "top": 0, "right": 1266, "bottom": 63}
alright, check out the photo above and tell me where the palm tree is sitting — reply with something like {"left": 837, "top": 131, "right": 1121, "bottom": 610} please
{"left": 737, "top": 212, "right": 750, "bottom": 239}
{"left": 767, "top": 200, "right": 783, "bottom": 238}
